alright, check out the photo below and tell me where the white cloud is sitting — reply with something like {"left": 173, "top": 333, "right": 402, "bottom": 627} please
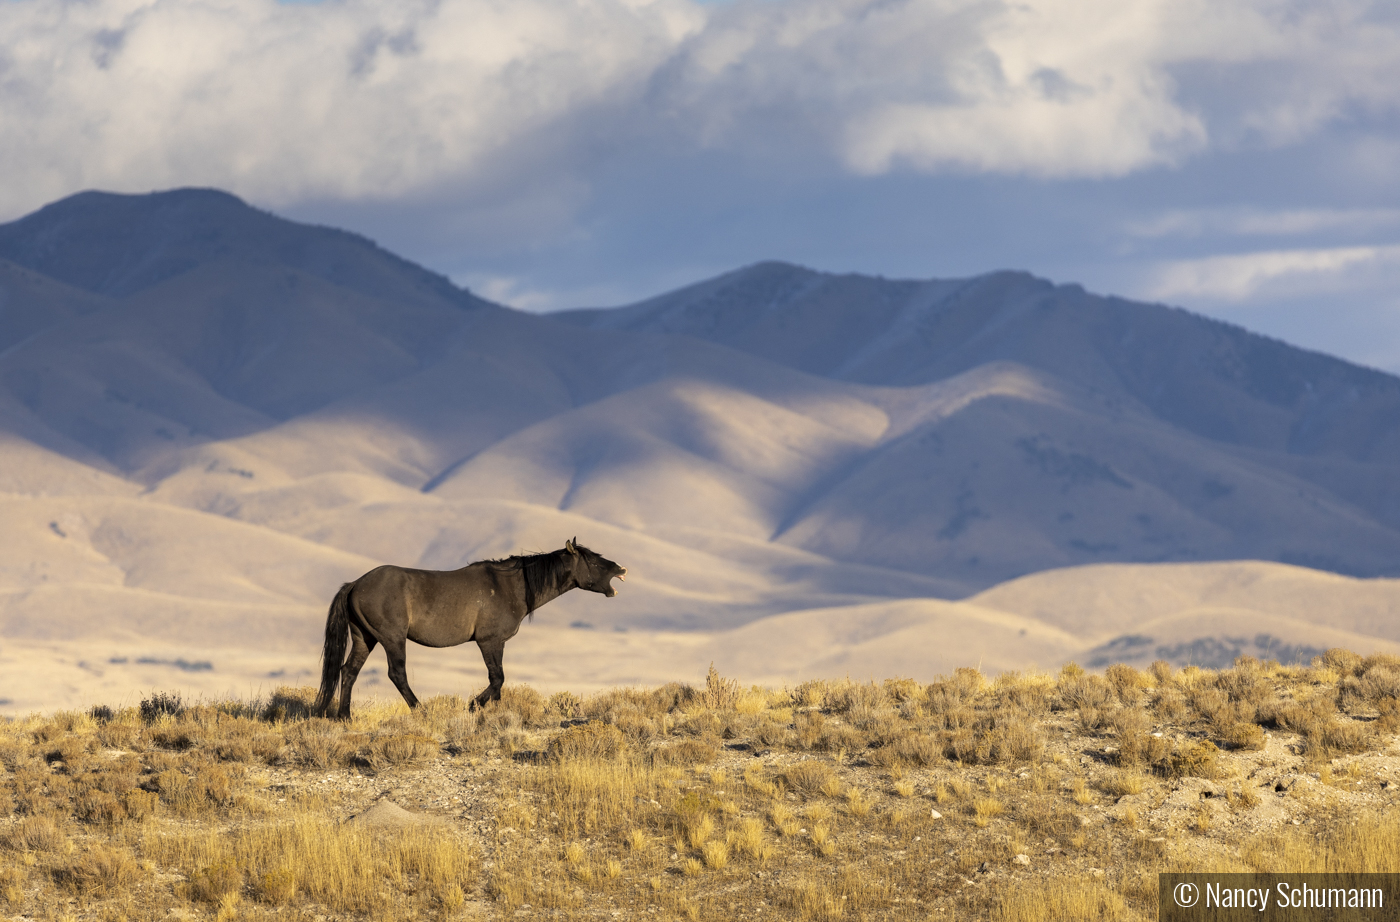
{"left": 0, "top": 0, "right": 1396, "bottom": 218}
{"left": 0, "top": 0, "right": 702, "bottom": 213}
{"left": 838, "top": 0, "right": 1212, "bottom": 177}
{"left": 1146, "top": 244, "right": 1400, "bottom": 302}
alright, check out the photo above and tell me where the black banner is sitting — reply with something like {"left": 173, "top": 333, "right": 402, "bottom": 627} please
{"left": 1160, "top": 874, "right": 1400, "bottom": 921}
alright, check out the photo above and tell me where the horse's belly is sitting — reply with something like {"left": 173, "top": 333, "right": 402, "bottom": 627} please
{"left": 407, "top": 618, "right": 476, "bottom": 648}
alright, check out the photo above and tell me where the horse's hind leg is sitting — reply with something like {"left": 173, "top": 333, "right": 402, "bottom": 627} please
{"left": 472, "top": 640, "right": 506, "bottom": 710}
{"left": 383, "top": 638, "right": 421, "bottom": 710}
{"left": 336, "top": 623, "right": 377, "bottom": 721}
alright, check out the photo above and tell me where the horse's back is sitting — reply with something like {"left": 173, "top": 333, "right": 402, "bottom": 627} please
{"left": 353, "top": 563, "right": 508, "bottom": 648}
{"left": 356, "top": 563, "right": 486, "bottom": 596}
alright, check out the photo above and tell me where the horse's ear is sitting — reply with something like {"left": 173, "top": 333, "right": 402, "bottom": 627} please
{"left": 565, "top": 538, "right": 577, "bottom": 555}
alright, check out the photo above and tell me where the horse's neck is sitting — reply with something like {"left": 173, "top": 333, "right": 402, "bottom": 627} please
{"left": 526, "top": 579, "right": 573, "bottom": 613}
{"left": 523, "top": 554, "right": 575, "bottom": 613}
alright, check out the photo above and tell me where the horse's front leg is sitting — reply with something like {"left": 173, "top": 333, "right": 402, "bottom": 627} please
{"left": 472, "top": 640, "right": 506, "bottom": 710}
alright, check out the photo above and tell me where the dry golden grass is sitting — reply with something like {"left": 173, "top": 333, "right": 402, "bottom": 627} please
{"left": 1240, "top": 810, "right": 1400, "bottom": 873}
{"left": 993, "top": 878, "right": 1133, "bottom": 921}
{"left": 770, "top": 801, "right": 801, "bottom": 838}
{"left": 971, "top": 796, "right": 1006, "bottom": 827}
{"left": 1100, "top": 769, "right": 1147, "bottom": 797}
{"left": 0, "top": 652, "right": 1395, "bottom": 921}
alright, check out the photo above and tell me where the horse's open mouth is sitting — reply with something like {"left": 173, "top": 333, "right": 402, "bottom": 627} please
{"left": 608, "top": 570, "right": 626, "bottom": 597}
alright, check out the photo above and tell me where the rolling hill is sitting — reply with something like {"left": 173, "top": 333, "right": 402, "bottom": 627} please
{"left": 2, "top": 188, "right": 1399, "bottom": 712}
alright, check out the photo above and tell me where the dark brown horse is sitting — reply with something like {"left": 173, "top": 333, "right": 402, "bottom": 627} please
{"left": 311, "top": 539, "right": 625, "bottom": 719}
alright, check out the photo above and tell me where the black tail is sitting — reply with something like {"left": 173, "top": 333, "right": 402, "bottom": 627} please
{"left": 311, "top": 582, "right": 353, "bottom": 718}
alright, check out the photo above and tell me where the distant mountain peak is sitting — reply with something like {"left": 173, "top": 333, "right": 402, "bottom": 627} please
{"left": 0, "top": 187, "right": 483, "bottom": 308}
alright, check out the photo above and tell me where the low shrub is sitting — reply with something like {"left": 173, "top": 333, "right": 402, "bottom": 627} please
{"left": 2, "top": 815, "right": 66, "bottom": 852}
{"left": 651, "top": 738, "right": 716, "bottom": 766}
{"left": 139, "top": 692, "right": 186, "bottom": 723}
{"left": 367, "top": 733, "right": 440, "bottom": 769}
{"left": 780, "top": 760, "right": 843, "bottom": 797}
{"left": 1056, "top": 672, "right": 1114, "bottom": 712}
{"left": 52, "top": 845, "right": 137, "bottom": 896}
{"left": 189, "top": 860, "right": 242, "bottom": 902}
{"left": 1316, "top": 648, "right": 1365, "bottom": 677}
{"left": 1157, "top": 740, "right": 1219, "bottom": 779}
{"left": 256, "top": 868, "right": 297, "bottom": 905}
{"left": 1105, "top": 664, "right": 1150, "bottom": 707}
{"left": 548, "top": 722, "right": 627, "bottom": 762}
{"left": 261, "top": 687, "right": 315, "bottom": 722}
{"left": 702, "top": 664, "right": 742, "bottom": 711}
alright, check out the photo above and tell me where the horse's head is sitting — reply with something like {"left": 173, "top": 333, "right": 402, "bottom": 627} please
{"left": 564, "top": 537, "right": 626, "bottom": 597}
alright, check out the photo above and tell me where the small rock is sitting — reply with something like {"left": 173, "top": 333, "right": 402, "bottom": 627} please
{"left": 1075, "top": 814, "right": 1095, "bottom": 827}
{"left": 1090, "top": 868, "right": 1106, "bottom": 879}
{"left": 930, "top": 809, "right": 942, "bottom": 819}
{"left": 977, "top": 861, "right": 991, "bottom": 874}
{"left": 1013, "top": 854, "right": 1030, "bottom": 866}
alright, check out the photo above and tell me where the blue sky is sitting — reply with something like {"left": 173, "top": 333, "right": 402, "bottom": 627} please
{"left": 3, "top": 0, "right": 1399, "bottom": 370}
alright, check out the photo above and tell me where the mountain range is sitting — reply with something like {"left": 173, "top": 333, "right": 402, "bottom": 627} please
{"left": 3, "top": 188, "right": 1399, "bottom": 712}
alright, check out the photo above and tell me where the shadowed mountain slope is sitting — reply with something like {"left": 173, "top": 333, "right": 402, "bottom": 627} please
{"left": 560, "top": 262, "right": 1400, "bottom": 471}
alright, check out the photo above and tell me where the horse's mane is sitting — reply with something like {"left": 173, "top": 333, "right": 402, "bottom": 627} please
{"left": 485, "top": 547, "right": 586, "bottom": 614}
